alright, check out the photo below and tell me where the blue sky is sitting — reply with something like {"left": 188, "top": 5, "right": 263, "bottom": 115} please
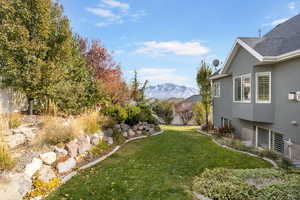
{"left": 60, "top": 0, "right": 299, "bottom": 88}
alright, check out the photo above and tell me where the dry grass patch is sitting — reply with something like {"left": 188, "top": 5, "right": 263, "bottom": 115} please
{"left": 76, "top": 111, "right": 106, "bottom": 134}
{"left": 0, "top": 143, "right": 15, "bottom": 171}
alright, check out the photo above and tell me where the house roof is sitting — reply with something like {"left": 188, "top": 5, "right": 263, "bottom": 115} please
{"left": 211, "top": 14, "right": 300, "bottom": 79}
{"left": 242, "top": 14, "right": 300, "bottom": 56}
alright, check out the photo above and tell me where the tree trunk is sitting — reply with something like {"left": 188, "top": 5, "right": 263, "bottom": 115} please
{"left": 28, "top": 98, "right": 34, "bottom": 115}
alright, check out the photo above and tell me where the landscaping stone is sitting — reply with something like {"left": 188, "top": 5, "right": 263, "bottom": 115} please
{"left": 128, "top": 129, "right": 135, "bottom": 137}
{"left": 40, "top": 152, "right": 57, "bottom": 165}
{"left": 4, "top": 134, "right": 26, "bottom": 148}
{"left": 121, "top": 124, "right": 130, "bottom": 131}
{"left": 54, "top": 147, "right": 68, "bottom": 160}
{"left": 0, "top": 173, "right": 32, "bottom": 200}
{"left": 103, "top": 136, "right": 113, "bottom": 145}
{"left": 104, "top": 128, "right": 113, "bottom": 137}
{"left": 38, "top": 165, "right": 56, "bottom": 183}
{"left": 24, "top": 158, "right": 43, "bottom": 178}
{"left": 97, "top": 131, "right": 105, "bottom": 137}
{"left": 114, "top": 124, "right": 121, "bottom": 129}
{"left": 13, "top": 127, "right": 35, "bottom": 142}
{"left": 122, "top": 131, "right": 128, "bottom": 137}
{"left": 57, "top": 158, "right": 76, "bottom": 174}
{"left": 137, "top": 131, "right": 142, "bottom": 135}
{"left": 66, "top": 140, "right": 78, "bottom": 157}
{"left": 78, "top": 135, "right": 92, "bottom": 154}
{"left": 91, "top": 134, "right": 100, "bottom": 145}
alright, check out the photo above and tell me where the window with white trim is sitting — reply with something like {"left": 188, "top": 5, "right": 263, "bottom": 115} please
{"left": 213, "top": 82, "right": 220, "bottom": 97}
{"left": 233, "top": 73, "right": 251, "bottom": 103}
{"left": 256, "top": 72, "right": 271, "bottom": 103}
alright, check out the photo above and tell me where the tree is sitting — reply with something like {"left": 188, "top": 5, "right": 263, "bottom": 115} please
{"left": 193, "top": 102, "right": 211, "bottom": 125}
{"left": 79, "top": 38, "right": 129, "bottom": 105}
{"left": 130, "top": 70, "right": 148, "bottom": 102}
{"left": 196, "top": 61, "right": 213, "bottom": 126}
{"left": 0, "top": 0, "right": 75, "bottom": 114}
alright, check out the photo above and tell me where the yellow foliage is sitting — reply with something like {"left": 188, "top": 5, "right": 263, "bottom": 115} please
{"left": 7, "top": 113, "right": 22, "bottom": 129}
{"left": 25, "top": 177, "right": 61, "bottom": 199}
{"left": 0, "top": 143, "right": 16, "bottom": 171}
{"left": 76, "top": 110, "right": 104, "bottom": 134}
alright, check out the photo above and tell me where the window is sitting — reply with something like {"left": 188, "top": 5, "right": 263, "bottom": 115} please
{"left": 256, "top": 72, "right": 271, "bottom": 103}
{"left": 213, "top": 82, "right": 220, "bottom": 97}
{"left": 221, "top": 117, "right": 231, "bottom": 126}
{"left": 233, "top": 74, "right": 251, "bottom": 103}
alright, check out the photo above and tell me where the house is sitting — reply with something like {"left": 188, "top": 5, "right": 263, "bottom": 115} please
{"left": 210, "top": 14, "right": 300, "bottom": 163}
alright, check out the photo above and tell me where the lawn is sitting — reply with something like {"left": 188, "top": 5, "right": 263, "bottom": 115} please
{"left": 47, "top": 126, "right": 272, "bottom": 200}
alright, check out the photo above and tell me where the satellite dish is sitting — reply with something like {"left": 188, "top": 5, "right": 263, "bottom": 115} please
{"left": 212, "top": 59, "right": 220, "bottom": 67}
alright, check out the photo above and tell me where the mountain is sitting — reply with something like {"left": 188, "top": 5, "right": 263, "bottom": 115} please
{"left": 144, "top": 83, "right": 199, "bottom": 100}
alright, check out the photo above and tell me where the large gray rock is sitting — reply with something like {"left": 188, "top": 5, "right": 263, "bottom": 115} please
{"left": 66, "top": 140, "right": 78, "bottom": 157}
{"left": 24, "top": 158, "right": 43, "bottom": 178}
{"left": 4, "top": 134, "right": 26, "bottom": 148}
{"left": 56, "top": 157, "right": 76, "bottom": 174}
{"left": 40, "top": 152, "right": 56, "bottom": 165}
{"left": 38, "top": 165, "right": 56, "bottom": 183}
{"left": 104, "top": 128, "right": 113, "bottom": 137}
{"left": 0, "top": 173, "right": 32, "bottom": 200}
{"left": 78, "top": 135, "right": 92, "bottom": 154}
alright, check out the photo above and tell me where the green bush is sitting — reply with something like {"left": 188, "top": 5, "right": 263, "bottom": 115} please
{"left": 137, "top": 103, "right": 157, "bottom": 124}
{"left": 90, "top": 141, "right": 111, "bottom": 155}
{"left": 193, "top": 168, "right": 300, "bottom": 200}
{"left": 152, "top": 101, "right": 173, "bottom": 124}
{"left": 103, "top": 105, "right": 128, "bottom": 123}
{"left": 125, "top": 105, "right": 141, "bottom": 125}
{"left": 112, "top": 129, "right": 126, "bottom": 145}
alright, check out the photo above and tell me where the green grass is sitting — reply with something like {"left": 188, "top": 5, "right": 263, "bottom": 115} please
{"left": 47, "top": 126, "right": 271, "bottom": 200}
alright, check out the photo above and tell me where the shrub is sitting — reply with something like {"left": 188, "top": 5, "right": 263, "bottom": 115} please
{"left": 258, "top": 150, "right": 280, "bottom": 160}
{"left": 103, "top": 105, "right": 128, "bottom": 123}
{"left": 112, "top": 129, "right": 126, "bottom": 145}
{"left": 201, "top": 122, "right": 214, "bottom": 132}
{"left": 40, "top": 118, "right": 79, "bottom": 145}
{"left": 152, "top": 101, "right": 173, "bottom": 124}
{"left": 125, "top": 105, "right": 141, "bottom": 125}
{"left": 7, "top": 113, "right": 22, "bottom": 129}
{"left": 193, "top": 168, "right": 300, "bottom": 200}
{"left": 192, "top": 102, "right": 206, "bottom": 125}
{"left": 90, "top": 141, "right": 111, "bottom": 155}
{"left": 216, "top": 124, "right": 235, "bottom": 137}
{"left": 137, "top": 103, "right": 157, "bottom": 124}
{"left": 0, "top": 115, "right": 9, "bottom": 137}
{"left": 279, "top": 157, "right": 293, "bottom": 172}
{"left": 0, "top": 143, "right": 16, "bottom": 171}
{"left": 25, "top": 177, "right": 61, "bottom": 198}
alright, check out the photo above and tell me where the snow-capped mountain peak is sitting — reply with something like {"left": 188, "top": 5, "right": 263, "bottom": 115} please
{"left": 145, "top": 83, "right": 199, "bottom": 100}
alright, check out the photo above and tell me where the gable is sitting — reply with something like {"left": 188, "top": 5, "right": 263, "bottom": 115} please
{"left": 227, "top": 46, "right": 259, "bottom": 75}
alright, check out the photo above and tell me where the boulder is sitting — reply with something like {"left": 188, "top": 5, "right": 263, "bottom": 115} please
{"left": 38, "top": 165, "right": 56, "bottom": 183}
{"left": 0, "top": 173, "right": 32, "bottom": 200}
{"left": 40, "top": 152, "right": 56, "bottom": 165}
{"left": 24, "top": 158, "right": 42, "bottom": 178}
{"left": 128, "top": 129, "right": 135, "bottom": 137}
{"left": 122, "top": 131, "right": 128, "bottom": 137}
{"left": 66, "top": 140, "right": 78, "bottom": 157}
{"left": 97, "top": 131, "right": 105, "bottom": 137}
{"left": 137, "top": 131, "right": 143, "bottom": 135}
{"left": 114, "top": 124, "right": 121, "bottom": 129}
{"left": 133, "top": 126, "right": 138, "bottom": 131}
{"left": 121, "top": 124, "right": 130, "bottom": 131}
{"left": 54, "top": 147, "right": 68, "bottom": 160}
{"left": 103, "top": 136, "right": 113, "bottom": 145}
{"left": 13, "top": 127, "right": 35, "bottom": 142}
{"left": 104, "top": 128, "right": 113, "bottom": 137}
{"left": 78, "top": 135, "right": 92, "bottom": 154}
{"left": 4, "top": 134, "right": 26, "bottom": 148}
{"left": 56, "top": 158, "right": 76, "bottom": 174}
{"left": 91, "top": 134, "right": 100, "bottom": 146}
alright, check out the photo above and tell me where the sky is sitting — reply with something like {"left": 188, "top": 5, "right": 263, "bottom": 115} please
{"left": 60, "top": 0, "right": 299, "bottom": 88}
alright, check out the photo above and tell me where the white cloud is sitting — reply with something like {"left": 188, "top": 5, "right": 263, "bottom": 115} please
{"left": 288, "top": 2, "right": 296, "bottom": 10}
{"left": 86, "top": 1, "right": 146, "bottom": 27}
{"left": 263, "top": 17, "right": 289, "bottom": 26}
{"left": 134, "top": 41, "right": 210, "bottom": 56}
{"left": 101, "top": 0, "right": 129, "bottom": 12}
{"left": 134, "top": 68, "right": 188, "bottom": 84}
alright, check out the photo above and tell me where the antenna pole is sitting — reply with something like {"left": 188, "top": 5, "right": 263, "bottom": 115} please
{"left": 258, "top": 29, "right": 262, "bottom": 38}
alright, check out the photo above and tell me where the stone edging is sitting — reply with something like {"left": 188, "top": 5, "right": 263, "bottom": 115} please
{"left": 61, "top": 130, "right": 164, "bottom": 184}
{"left": 197, "top": 130, "right": 278, "bottom": 168}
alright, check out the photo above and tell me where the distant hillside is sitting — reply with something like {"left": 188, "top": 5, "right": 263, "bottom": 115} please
{"left": 145, "top": 83, "right": 198, "bottom": 100}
